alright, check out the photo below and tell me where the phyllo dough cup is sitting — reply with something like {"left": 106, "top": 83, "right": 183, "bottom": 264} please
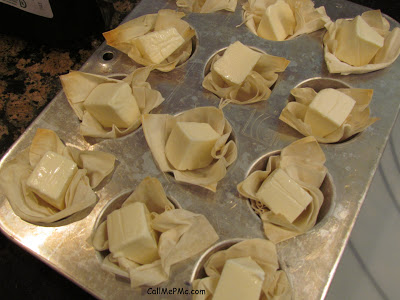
{"left": 242, "top": 0, "right": 330, "bottom": 41}
{"left": 142, "top": 107, "right": 237, "bottom": 192}
{"left": 103, "top": 9, "right": 195, "bottom": 72}
{"left": 192, "top": 239, "right": 292, "bottom": 300}
{"left": 237, "top": 136, "right": 327, "bottom": 243}
{"left": 176, "top": 0, "right": 237, "bottom": 13}
{"left": 323, "top": 10, "right": 400, "bottom": 74}
{"left": 203, "top": 43, "right": 290, "bottom": 105}
{"left": 91, "top": 177, "right": 219, "bottom": 288}
{"left": 280, "top": 87, "right": 378, "bottom": 143}
{"left": 0, "top": 128, "right": 116, "bottom": 223}
{"left": 60, "top": 66, "right": 164, "bottom": 138}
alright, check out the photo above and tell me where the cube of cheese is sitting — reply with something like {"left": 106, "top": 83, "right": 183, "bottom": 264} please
{"left": 213, "top": 257, "right": 265, "bottom": 300}
{"left": 107, "top": 202, "right": 159, "bottom": 265}
{"left": 252, "top": 0, "right": 268, "bottom": 11}
{"left": 256, "top": 168, "right": 312, "bottom": 223}
{"left": 304, "top": 88, "right": 356, "bottom": 137}
{"left": 335, "top": 16, "right": 384, "bottom": 66}
{"left": 213, "top": 41, "right": 262, "bottom": 85}
{"left": 84, "top": 82, "right": 140, "bottom": 129}
{"left": 154, "top": 12, "right": 191, "bottom": 38}
{"left": 165, "top": 122, "right": 220, "bottom": 171}
{"left": 257, "top": 0, "right": 295, "bottom": 41}
{"left": 135, "top": 27, "right": 185, "bottom": 64}
{"left": 26, "top": 151, "right": 78, "bottom": 210}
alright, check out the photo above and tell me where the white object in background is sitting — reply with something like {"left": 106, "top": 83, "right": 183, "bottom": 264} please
{"left": 0, "top": 0, "right": 53, "bottom": 18}
{"left": 327, "top": 115, "right": 400, "bottom": 300}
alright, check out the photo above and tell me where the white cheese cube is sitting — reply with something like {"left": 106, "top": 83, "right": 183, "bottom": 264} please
{"left": 84, "top": 82, "right": 140, "bottom": 128}
{"left": 165, "top": 122, "right": 220, "bottom": 171}
{"left": 26, "top": 151, "right": 78, "bottom": 210}
{"left": 154, "top": 12, "right": 191, "bottom": 38}
{"left": 256, "top": 168, "right": 312, "bottom": 223}
{"left": 135, "top": 27, "right": 185, "bottom": 64}
{"left": 257, "top": 0, "right": 295, "bottom": 41}
{"left": 304, "top": 88, "right": 356, "bottom": 137}
{"left": 335, "top": 16, "right": 384, "bottom": 66}
{"left": 213, "top": 257, "right": 265, "bottom": 300}
{"left": 252, "top": 0, "right": 268, "bottom": 11}
{"left": 213, "top": 41, "right": 262, "bottom": 85}
{"left": 107, "top": 202, "right": 159, "bottom": 265}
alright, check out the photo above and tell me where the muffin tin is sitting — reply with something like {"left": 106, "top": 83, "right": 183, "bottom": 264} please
{"left": 1, "top": 0, "right": 400, "bottom": 299}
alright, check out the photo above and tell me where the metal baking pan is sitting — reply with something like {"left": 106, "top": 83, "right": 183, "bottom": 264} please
{"left": 1, "top": 0, "right": 399, "bottom": 299}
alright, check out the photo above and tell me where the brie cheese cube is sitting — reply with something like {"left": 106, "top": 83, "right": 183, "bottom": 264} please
{"left": 26, "top": 151, "right": 78, "bottom": 210}
{"left": 154, "top": 12, "right": 191, "bottom": 38}
{"left": 84, "top": 82, "right": 140, "bottom": 129}
{"left": 335, "top": 16, "right": 384, "bottom": 66}
{"left": 256, "top": 168, "right": 312, "bottom": 223}
{"left": 304, "top": 88, "right": 356, "bottom": 137}
{"left": 213, "top": 257, "right": 265, "bottom": 300}
{"left": 257, "top": 0, "right": 295, "bottom": 41}
{"left": 252, "top": 0, "right": 268, "bottom": 11}
{"left": 107, "top": 202, "right": 159, "bottom": 265}
{"left": 213, "top": 41, "right": 262, "bottom": 85}
{"left": 165, "top": 122, "right": 220, "bottom": 171}
{"left": 135, "top": 27, "right": 185, "bottom": 64}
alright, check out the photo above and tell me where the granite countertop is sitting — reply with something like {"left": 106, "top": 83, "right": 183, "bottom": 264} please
{"left": 0, "top": 0, "right": 138, "bottom": 157}
{"left": 0, "top": 1, "right": 137, "bottom": 298}
{"left": 0, "top": 0, "right": 399, "bottom": 299}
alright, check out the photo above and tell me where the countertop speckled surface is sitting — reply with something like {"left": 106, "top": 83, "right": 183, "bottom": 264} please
{"left": 0, "top": 0, "right": 138, "bottom": 158}
{"left": 0, "top": 0, "right": 399, "bottom": 299}
{"left": 0, "top": 1, "right": 137, "bottom": 298}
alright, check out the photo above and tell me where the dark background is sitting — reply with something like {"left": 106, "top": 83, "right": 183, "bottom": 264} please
{"left": 351, "top": 0, "right": 400, "bottom": 19}
{"left": 0, "top": 1, "right": 399, "bottom": 299}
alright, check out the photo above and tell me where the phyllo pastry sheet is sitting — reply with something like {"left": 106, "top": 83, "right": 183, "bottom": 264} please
{"left": 92, "top": 177, "right": 219, "bottom": 288}
{"left": 237, "top": 136, "right": 326, "bottom": 243}
{"left": 242, "top": 0, "right": 330, "bottom": 41}
{"left": 142, "top": 106, "right": 237, "bottom": 192}
{"left": 103, "top": 9, "right": 195, "bottom": 72}
{"left": 0, "top": 129, "right": 116, "bottom": 223}
{"left": 60, "top": 67, "right": 164, "bottom": 138}
{"left": 192, "top": 239, "right": 292, "bottom": 300}
{"left": 280, "top": 87, "right": 378, "bottom": 143}
{"left": 176, "top": 0, "right": 237, "bottom": 13}
{"left": 324, "top": 10, "right": 400, "bottom": 74}
{"left": 203, "top": 41, "right": 290, "bottom": 105}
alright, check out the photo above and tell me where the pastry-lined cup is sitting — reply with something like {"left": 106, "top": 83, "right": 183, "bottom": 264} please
{"left": 323, "top": 10, "right": 400, "bottom": 74}
{"left": 142, "top": 106, "right": 238, "bottom": 192}
{"left": 91, "top": 177, "right": 219, "bottom": 288}
{"left": 245, "top": 150, "right": 335, "bottom": 228}
{"left": 93, "top": 188, "right": 181, "bottom": 265}
{"left": 103, "top": 9, "right": 197, "bottom": 72}
{"left": 60, "top": 67, "right": 165, "bottom": 139}
{"left": 241, "top": 0, "right": 330, "bottom": 41}
{"left": 237, "top": 136, "right": 331, "bottom": 243}
{"left": 191, "top": 238, "right": 292, "bottom": 299}
{"left": 176, "top": 0, "right": 237, "bottom": 13}
{"left": 0, "top": 128, "right": 116, "bottom": 225}
{"left": 280, "top": 77, "right": 378, "bottom": 143}
{"left": 202, "top": 44, "right": 289, "bottom": 105}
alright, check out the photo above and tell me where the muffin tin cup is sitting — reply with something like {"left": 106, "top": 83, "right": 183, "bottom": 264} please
{"left": 191, "top": 238, "right": 293, "bottom": 299}
{"left": 285, "top": 77, "right": 366, "bottom": 144}
{"left": 0, "top": 1, "right": 399, "bottom": 299}
{"left": 92, "top": 189, "right": 182, "bottom": 267}
{"left": 244, "top": 150, "right": 336, "bottom": 228}
{"left": 161, "top": 108, "right": 239, "bottom": 184}
{"left": 190, "top": 238, "right": 245, "bottom": 283}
